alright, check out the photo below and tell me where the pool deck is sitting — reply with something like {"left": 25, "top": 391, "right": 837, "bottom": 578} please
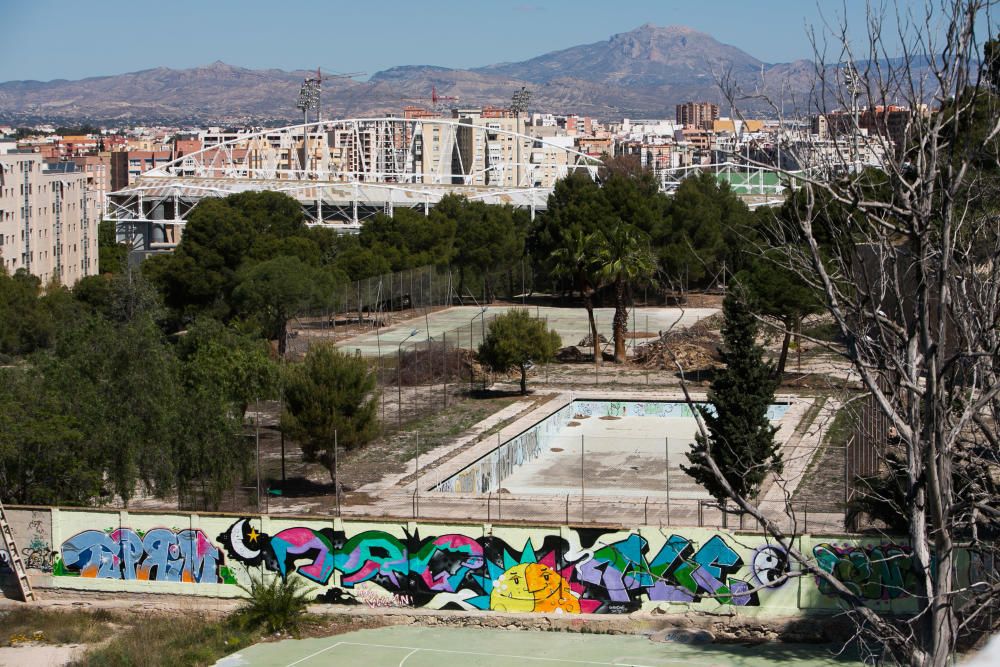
{"left": 350, "top": 390, "right": 835, "bottom": 530}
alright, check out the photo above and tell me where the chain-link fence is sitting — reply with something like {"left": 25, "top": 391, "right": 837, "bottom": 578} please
{"left": 313, "top": 425, "right": 847, "bottom": 533}
{"left": 844, "top": 375, "right": 894, "bottom": 529}
{"left": 299, "top": 263, "right": 536, "bottom": 328}
{"left": 332, "top": 491, "right": 843, "bottom": 533}
{"left": 371, "top": 310, "right": 501, "bottom": 435}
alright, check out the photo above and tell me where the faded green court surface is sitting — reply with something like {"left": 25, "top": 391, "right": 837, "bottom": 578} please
{"left": 335, "top": 305, "right": 718, "bottom": 356}
{"left": 216, "top": 625, "right": 859, "bottom": 667}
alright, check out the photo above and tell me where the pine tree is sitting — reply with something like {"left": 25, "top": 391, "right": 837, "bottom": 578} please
{"left": 682, "top": 289, "right": 782, "bottom": 503}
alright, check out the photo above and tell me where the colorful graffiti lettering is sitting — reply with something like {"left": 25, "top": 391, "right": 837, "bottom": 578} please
{"left": 576, "top": 534, "right": 757, "bottom": 608}
{"left": 60, "top": 528, "right": 226, "bottom": 584}
{"left": 813, "top": 543, "right": 918, "bottom": 599}
{"left": 219, "top": 521, "right": 763, "bottom": 613}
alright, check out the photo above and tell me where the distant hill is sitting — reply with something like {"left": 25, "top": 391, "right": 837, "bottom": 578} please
{"left": 0, "top": 26, "right": 822, "bottom": 124}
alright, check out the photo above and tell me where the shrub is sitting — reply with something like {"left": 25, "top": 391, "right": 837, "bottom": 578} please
{"left": 236, "top": 572, "right": 312, "bottom": 635}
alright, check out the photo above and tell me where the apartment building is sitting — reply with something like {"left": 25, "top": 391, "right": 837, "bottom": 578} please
{"left": 70, "top": 154, "right": 111, "bottom": 212}
{"left": 676, "top": 102, "right": 720, "bottom": 130}
{"left": 815, "top": 105, "right": 928, "bottom": 155}
{"left": 110, "top": 150, "right": 172, "bottom": 192}
{"left": 0, "top": 152, "right": 100, "bottom": 286}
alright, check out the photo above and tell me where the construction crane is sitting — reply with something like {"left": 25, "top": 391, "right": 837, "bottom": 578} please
{"left": 431, "top": 85, "right": 459, "bottom": 112}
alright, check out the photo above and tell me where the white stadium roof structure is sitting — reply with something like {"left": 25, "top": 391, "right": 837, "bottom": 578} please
{"left": 107, "top": 117, "right": 602, "bottom": 252}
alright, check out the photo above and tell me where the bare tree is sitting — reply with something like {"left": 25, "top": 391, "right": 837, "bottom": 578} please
{"left": 679, "top": 2, "right": 1000, "bottom": 665}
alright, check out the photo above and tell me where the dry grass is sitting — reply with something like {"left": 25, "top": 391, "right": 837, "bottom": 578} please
{"left": 71, "top": 615, "right": 257, "bottom": 667}
{"left": 2, "top": 607, "right": 116, "bottom": 646}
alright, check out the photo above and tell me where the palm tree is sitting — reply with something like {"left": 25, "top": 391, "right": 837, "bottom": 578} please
{"left": 595, "top": 224, "right": 656, "bottom": 363}
{"left": 551, "top": 229, "right": 604, "bottom": 365}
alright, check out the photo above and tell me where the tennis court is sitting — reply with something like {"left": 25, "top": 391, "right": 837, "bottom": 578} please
{"left": 216, "top": 625, "right": 859, "bottom": 667}
{"left": 334, "top": 305, "right": 718, "bottom": 357}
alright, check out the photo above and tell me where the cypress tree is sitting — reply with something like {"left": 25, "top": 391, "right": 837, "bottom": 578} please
{"left": 682, "top": 288, "right": 782, "bottom": 503}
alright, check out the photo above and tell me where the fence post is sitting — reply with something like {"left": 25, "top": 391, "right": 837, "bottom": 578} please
{"left": 442, "top": 332, "right": 448, "bottom": 408}
{"left": 643, "top": 496, "right": 648, "bottom": 526}
{"left": 645, "top": 314, "right": 650, "bottom": 385}
{"left": 580, "top": 434, "right": 585, "bottom": 523}
{"left": 665, "top": 437, "right": 671, "bottom": 524}
{"left": 334, "top": 430, "right": 340, "bottom": 517}
{"left": 487, "top": 491, "right": 492, "bottom": 523}
{"left": 565, "top": 494, "right": 569, "bottom": 525}
{"left": 415, "top": 440, "right": 420, "bottom": 519}
{"left": 844, "top": 437, "right": 851, "bottom": 530}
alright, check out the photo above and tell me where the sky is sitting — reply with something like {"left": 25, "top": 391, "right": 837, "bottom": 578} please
{"left": 0, "top": 0, "right": 965, "bottom": 82}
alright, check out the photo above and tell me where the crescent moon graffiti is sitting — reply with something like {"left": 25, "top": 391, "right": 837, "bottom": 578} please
{"left": 229, "top": 519, "right": 261, "bottom": 561}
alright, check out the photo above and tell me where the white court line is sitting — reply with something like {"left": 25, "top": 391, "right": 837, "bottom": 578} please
{"left": 284, "top": 641, "right": 342, "bottom": 667}
{"left": 398, "top": 648, "right": 420, "bottom": 666}
{"left": 312, "top": 641, "right": 698, "bottom": 666}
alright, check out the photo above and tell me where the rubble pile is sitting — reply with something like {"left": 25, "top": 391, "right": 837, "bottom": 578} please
{"left": 633, "top": 322, "right": 722, "bottom": 371}
{"left": 577, "top": 333, "right": 609, "bottom": 347}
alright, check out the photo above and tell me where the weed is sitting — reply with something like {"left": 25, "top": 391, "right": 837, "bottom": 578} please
{"left": 235, "top": 572, "right": 313, "bottom": 635}
{"left": 72, "top": 616, "right": 257, "bottom": 667}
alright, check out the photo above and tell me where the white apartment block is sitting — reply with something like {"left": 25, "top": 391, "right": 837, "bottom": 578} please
{"left": 0, "top": 152, "right": 100, "bottom": 286}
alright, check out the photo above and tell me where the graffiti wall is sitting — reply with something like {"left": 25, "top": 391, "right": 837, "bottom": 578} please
{"left": 215, "top": 521, "right": 775, "bottom": 613}
{"left": 1, "top": 506, "right": 983, "bottom": 617}
{"left": 435, "top": 400, "right": 790, "bottom": 494}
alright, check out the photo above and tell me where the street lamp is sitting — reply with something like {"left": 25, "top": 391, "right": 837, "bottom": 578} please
{"left": 398, "top": 329, "right": 419, "bottom": 430}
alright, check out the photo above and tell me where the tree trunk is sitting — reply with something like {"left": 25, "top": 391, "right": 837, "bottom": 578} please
{"left": 278, "top": 320, "right": 288, "bottom": 357}
{"left": 795, "top": 318, "right": 803, "bottom": 371}
{"left": 775, "top": 328, "right": 791, "bottom": 377}
{"left": 519, "top": 364, "right": 527, "bottom": 394}
{"left": 584, "top": 291, "right": 601, "bottom": 366}
{"left": 613, "top": 279, "right": 628, "bottom": 363}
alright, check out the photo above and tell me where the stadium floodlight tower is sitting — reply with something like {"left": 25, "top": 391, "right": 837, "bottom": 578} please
{"left": 510, "top": 86, "right": 532, "bottom": 187}
{"left": 297, "top": 72, "right": 322, "bottom": 176}
{"left": 841, "top": 62, "right": 863, "bottom": 173}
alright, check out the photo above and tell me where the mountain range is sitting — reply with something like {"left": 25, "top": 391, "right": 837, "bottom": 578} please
{"left": 0, "top": 25, "right": 819, "bottom": 125}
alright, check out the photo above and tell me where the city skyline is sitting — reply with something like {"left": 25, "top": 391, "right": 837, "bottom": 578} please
{"left": 1, "top": 0, "right": 927, "bottom": 82}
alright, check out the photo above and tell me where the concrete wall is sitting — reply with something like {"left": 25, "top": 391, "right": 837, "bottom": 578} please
{"left": 3, "top": 506, "right": 968, "bottom": 617}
